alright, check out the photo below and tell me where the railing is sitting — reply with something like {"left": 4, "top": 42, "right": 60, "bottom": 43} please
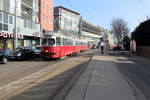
{"left": 21, "top": 0, "right": 33, "bottom": 8}
{"left": 21, "top": 12, "right": 32, "bottom": 21}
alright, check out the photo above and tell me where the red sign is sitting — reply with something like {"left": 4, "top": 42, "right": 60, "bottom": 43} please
{"left": 0, "top": 32, "right": 24, "bottom": 39}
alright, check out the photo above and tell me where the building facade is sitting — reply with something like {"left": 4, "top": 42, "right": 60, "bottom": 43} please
{"left": 81, "top": 20, "right": 102, "bottom": 47}
{"left": 103, "top": 29, "right": 117, "bottom": 48}
{"left": 0, "top": 0, "right": 40, "bottom": 50}
{"left": 54, "top": 6, "right": 80, "bottom": 39}
{"left": 39, "top": 0, "right": 53, "bottom": 33}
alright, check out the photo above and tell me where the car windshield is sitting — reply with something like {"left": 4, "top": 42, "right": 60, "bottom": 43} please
{"left": 24, "top": 47, "right": 32, "bottom": 50}
{"left": 35, "top": 47, "right": 41, "bottom": 50}
{"left": 15, "top": 47, "right": 23, "bottom": 52}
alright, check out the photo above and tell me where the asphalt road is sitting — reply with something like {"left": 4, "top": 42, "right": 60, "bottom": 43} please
{"left": 0, "top": 58, "right": 60, "bottom": 87}
{"left": 111, "top": 51, "right": 150, "bottom": 100}
{"left": 2, "top": 50, "right": 149, "bottom": 100}
{"left": 0, "top": 50, "right": 95, "bottom": 100}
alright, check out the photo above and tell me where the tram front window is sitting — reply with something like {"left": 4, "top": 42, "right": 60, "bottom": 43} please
{"left": 42, "top": 39, "right": 47, "bottom": 46}
{"left": 42, "top": 38, "right": 55, "bottom": 46}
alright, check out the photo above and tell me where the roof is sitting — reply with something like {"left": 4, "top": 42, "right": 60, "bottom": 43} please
{"left": 55, "top": 6, "right": 80, "bottom": 15}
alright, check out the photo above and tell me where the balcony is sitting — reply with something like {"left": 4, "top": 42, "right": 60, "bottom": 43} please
{"left": 21, "top": 6, "right": 33, "bottom": 20}
{"left": 21, "top": 0, "right": 33, "bottom": 9}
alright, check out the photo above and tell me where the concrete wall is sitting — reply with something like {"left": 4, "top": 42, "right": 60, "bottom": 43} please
{"left": 137, "top": 46, "right": 150, "bottom": 58}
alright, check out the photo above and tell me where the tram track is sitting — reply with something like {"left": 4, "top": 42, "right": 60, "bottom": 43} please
{"left": 0, "top": 49, "right": 95, "bottom": 100}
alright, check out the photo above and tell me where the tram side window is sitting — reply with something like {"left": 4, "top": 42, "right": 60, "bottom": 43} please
{"left": 68, "top": 39, "right": 70, "bottom": 46}
{"left": 68, "top": 39, "right": 72, "bottom": 46}
{"left": 62, "top": 38, "right": 67, "bottom": 46}
{"left": 70, "top": 40, "right": 73, "bottom": 46}
{"left": 75, "top": 41, "right": 78, "bottom": 46}
{"left": 62, "top": 38, "right": 65, "bottom": 46}
{"left": 56, "top": 37, "right": 61, "bottom": 46}
{"left": 42, "top": 38, "right": 55, "bottom": 46}
{"left": 48, "top": 39, "right": 55, "bottom": 46}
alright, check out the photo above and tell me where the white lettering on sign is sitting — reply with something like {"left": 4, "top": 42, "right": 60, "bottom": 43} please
{"left": 0, "top": 32, "right": 24, "bottom": 39}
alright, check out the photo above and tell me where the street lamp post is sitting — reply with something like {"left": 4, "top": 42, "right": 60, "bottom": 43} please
{"left": 14, "top": 0, "right": 18, "bottom": 50}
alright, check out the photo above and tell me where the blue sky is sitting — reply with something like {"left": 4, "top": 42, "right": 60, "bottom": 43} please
{"left": 54, "top": 0, "right": 150, "bottom": 32}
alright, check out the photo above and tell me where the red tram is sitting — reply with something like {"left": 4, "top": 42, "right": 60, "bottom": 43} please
{"left": 41, "top": 34, "right": 88, "bottom": 58}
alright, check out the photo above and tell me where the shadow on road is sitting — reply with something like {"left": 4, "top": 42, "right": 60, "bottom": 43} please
{"left": 9, "top": 61, "right": 89, "bottom": 100}
{"left": 110, "top": 51, "right": 150, "bottom": 100}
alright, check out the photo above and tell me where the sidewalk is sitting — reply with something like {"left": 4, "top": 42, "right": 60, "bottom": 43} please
{"left": 64, "top": 54, "right": 139, "bottom": 100}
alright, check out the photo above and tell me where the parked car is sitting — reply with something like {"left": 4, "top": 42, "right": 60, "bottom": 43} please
{"left": 0, "top": 49, "right": 9, "bottom": 64}
{"left": 113, "top": 45, "right": 121, "bottom": 51}
{"left": 34, "top": 46, "right": 41, "bottom": 56}
{"left": 9, "top": 46, "right": 34, "bottom": 60}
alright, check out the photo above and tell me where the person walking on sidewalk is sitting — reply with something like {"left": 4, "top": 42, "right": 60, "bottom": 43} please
{"left": 100, "top": 42, "right": 104, "bottom": 54}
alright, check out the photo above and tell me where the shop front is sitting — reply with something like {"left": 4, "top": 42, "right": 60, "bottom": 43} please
{"left": 0, "top": 31, "right": 24, "bottom": 50}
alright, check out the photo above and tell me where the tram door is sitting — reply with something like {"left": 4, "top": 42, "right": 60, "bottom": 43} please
{"left": 56, "top": 37, "right": 61, "bottom": 57}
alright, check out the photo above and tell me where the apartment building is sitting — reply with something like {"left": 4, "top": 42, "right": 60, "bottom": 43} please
{"left": 0, "top": 0, "right": 40, "bottom": 49}
{"left": 54, "top": 6, "right": 80, "bottom": 38}
{"left": 39, "top": 0, "right": 53, "bottom": 34}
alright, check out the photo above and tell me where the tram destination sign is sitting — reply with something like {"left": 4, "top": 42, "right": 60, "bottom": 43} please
{"left": 0, "top": 31, "right": 24, "bottom": 39}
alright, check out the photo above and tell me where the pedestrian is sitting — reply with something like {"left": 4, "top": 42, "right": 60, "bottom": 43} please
{"left": 130, "top": 39, "right": 136, "bottom": 54}
{"left": 101, "top": 42, "right": 104, "bottom": 54}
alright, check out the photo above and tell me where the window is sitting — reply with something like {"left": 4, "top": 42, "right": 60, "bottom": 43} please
{"left": 31, "top": 22, "right": 32, "bottom": 29}
{"left": 56, "top": 37, "right": 61, "bottom": 46}
{"left": 46, "top": 5, "right": 48, "bottom": 11}
{"left": 62, "top": 38, "right": 67, "bottom": 45}
{"left": 0, "top": 40, "right": 4, "bottom": 49}
{"left": 34, "top": 24, "right": 37, "bottom": 29}
{"left": 42, "top": 38, "right": 55, "bottom": 46}
{"left": 42, "top": 2, "right": 44, "bottom": 9}
{"left": 42, "top": 39, "right": 48, "bottom": 46}
{"left": 48, "top": 38, "right": 55, "bottom": 46}
{"left": 32, "top": 23, "right": 35, "bottom": 29}
{"left": 28, "top": 21, "right": 30, "bottom": 28}
{"left": 3, "top": 24, "right": 8, "bottom": 31}
{"left": 9, "top": 15, "right": 13, "bottom": 24}
{"left": 3, "top": 13, "right": 8, "bottom": 24}
{"left": 0, "top": 12, "right": 2, "bottom": 23}
{"left": 24, "top": 20, "right": 27, "bottom": 28}
{"left": 47, "top": 16, "right": 49, "bottom": 22}
{"left": 30, "top": 22, "right": 32, "bottom": 29}
{"left": 0, "top": 23, "right": 2, "bottom": 30}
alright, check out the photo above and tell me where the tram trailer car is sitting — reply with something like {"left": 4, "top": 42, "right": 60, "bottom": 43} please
{"left": 41, "top": 35, "right": 88, "bottom": 59}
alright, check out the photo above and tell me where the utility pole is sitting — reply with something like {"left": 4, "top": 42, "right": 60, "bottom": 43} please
{"left": 14, "top": 0, "right": 18, "bottom": 50}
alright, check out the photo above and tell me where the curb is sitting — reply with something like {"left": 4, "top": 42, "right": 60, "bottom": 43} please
{"left": 51, "top": 56, "right": 93, "bottom": 100}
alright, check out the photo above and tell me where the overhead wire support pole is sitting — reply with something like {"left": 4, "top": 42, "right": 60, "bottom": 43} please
{"left": 14, "top": 0, "right": 18, "bottom": 50}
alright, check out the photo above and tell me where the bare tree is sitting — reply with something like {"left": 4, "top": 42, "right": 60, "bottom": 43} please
{"left": 110, "top": 18, "right": 129, "bottom": 47}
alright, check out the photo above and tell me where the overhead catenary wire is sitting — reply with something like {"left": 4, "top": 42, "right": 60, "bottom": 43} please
{"left": 65, "top": 0, "right": 74, "bottom": 11}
